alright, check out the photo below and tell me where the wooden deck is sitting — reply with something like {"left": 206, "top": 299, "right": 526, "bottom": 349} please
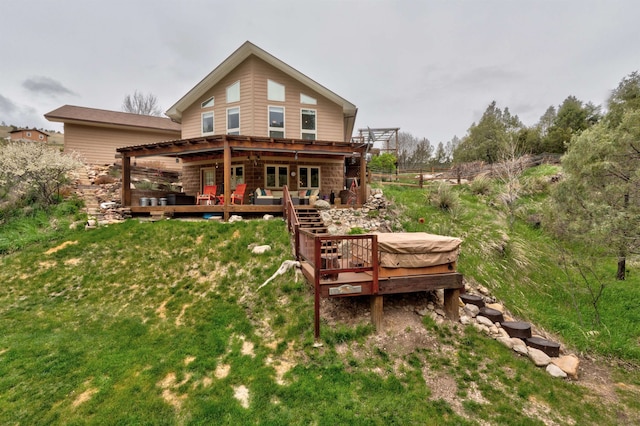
{"left": 294, "top": 228, "right": 465, "bottom": 339}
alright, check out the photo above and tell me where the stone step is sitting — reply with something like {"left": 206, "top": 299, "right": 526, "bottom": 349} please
{"left": 526, "top": 337, "right": 560, "bottom": 357}
{"left": 478, "top": 307, "right": 504, "bottom": 323}
{"left": 501, "top": 321, "right": 532, "bottom": 339}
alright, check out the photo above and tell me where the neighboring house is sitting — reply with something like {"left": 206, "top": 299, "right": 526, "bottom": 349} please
{"left": 46, "top": 41, "right": 367, "bottom": 216}
{"left": 45, "top": 105, "right": 181, "bottom": 169}
{"left": 9, "top": 128, "right": 49, "bottom": 142}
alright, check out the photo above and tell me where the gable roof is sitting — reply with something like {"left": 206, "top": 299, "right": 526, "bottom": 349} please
{"left": 45, "top": 105, "right": 181, "bottom": 133}
{"left": 165, "top": 41, "right": 357, "bottom": 138}
{"left": 10, "top": 128, "right": 49, "bottom": 136}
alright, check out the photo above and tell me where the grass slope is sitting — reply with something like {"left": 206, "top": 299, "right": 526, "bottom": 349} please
{"left": 0, "top": 178, "right": 639, "bottom": 423}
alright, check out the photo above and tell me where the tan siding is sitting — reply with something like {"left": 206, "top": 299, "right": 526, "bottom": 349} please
{"left": 64, "top": 123, "right": 181, "bottom": 170}
{"left": 251, "top": 59, "right": 345, "bottom": 141}
{"left": 180, "top": 56, "right": 345, "bottom": 141}
{"left": 181, "top": 59, "right": 256, "bottom": 138}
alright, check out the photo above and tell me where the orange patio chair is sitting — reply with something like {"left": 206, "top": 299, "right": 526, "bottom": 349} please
{"left": 217, "top": 183, "right": 247, "bottom": 205}
{"left": 196, "top": 185, "right": 217, "bottom": 205}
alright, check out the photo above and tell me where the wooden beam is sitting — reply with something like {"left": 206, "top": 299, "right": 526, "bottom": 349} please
{"left": 122, "top": 155, "right": 131, "bottom": 206}
{"left": 371, "top": 295, "right": 384, "bottom": 333}
{"left": 223, "top": 138, "right": 231, "bottom": 220}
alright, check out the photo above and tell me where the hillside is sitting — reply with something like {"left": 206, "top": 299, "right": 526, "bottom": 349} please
{"left": 1, "top": 169, "right": 640, "bottom": 424}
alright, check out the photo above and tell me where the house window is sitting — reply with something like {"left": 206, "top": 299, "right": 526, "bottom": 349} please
{"left": 268, "top": 79, "right": 285, "bottom": 101}
{"left": 300, "top": 93, "right": 317, "bottom": 105}
{"left": 202, "top": 112, "right": 214, "bottom": 135}
{"left": 39, "top": 134, "right": 44, "bottom": 140}
{"left": 227, "top": 81, "right": 240, "bottom": 103}
{"left": 299, "top": 166, "right": 320, "bottom": 189}
{"left": 201, "top": 97, "right": 214, "bottom": 108}
{"left": 301, "top": 109, "right": 316, "bottom": 140}
{"left": 265, "top": 165, "right": 288, "bottom": 188}
{"left": 26, "top": 132, "right": 31, "bottom": 137}
{"left": 201, "top": 167, "right": 216, "bottom": 189}
{"left": 268, "top": 106, "right": 284, "bottom": 138}
{"left": 231, "top": 165, "right": 244, "bottom": 189}
{"left": 227, "top": 107, "right": 240, "bottom": 135}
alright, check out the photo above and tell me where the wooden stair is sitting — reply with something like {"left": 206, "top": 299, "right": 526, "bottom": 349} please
{"left": 296, "top": 207, "right": 328, "bottom": 234}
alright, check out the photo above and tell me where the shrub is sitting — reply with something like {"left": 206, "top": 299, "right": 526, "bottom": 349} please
{"left": 428, "top": 182, "right": 459, "bottom": 211}
{"left": 469, "top": 175, "right": 492, "bottom": 195}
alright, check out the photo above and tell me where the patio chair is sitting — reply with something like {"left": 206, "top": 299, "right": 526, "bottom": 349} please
{"left": 196, "top": 185, "right": 217, "bottom": 205}
{"left": 217, "top": 183, "right": 247, "bottom": 205}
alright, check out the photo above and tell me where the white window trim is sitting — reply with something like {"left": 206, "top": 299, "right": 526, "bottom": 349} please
{"left": 227, "top": 107, "right": 240, "bottom": 135}
{"left": 201, "top": 167, "right": 216, "bottom": 189}
{"left": 268, "top": 79, "right": 285, "bottom": 102}
{"left": 301, "top": 108, "right": 317, "bottom": 140}
{"left": 230, "top": 165, "right": 244, "bottom": 190}
{"left": 202, "top": 111, "right": 214, "bottom": 136}
{"left": 201, "top": 96, "right": 214, "bottom": 108}
{"left": 264, "top": 164, "right": 289, "bottom": 189}
{"left": 300, "top": 93, "right": 317, "bottom": 105}
{"left": 298, "top": 166, "right": 321, "bottom": 189}
{"left": 268, "top": 105, "right": 285, "bottom": 138}
{"left": 227, "top": 81, "right": 240, "bottom": 103}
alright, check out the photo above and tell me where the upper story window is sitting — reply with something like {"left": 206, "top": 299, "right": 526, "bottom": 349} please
{"left": 268, "top": 106, "right": 284, "bottom": 138}
{"left": 268, "top": 79, "right": 285, "bottom": 101}
{"left": 202, "top": 112, "right": 214, "bottom": 135}
{"left": 301, "top": 109, "right": 316, "bottom": 140}
{"left": 300, "top": 93, "right": 317, "bottom": 105}
{"left": 227, "top": 107, "right": 240, "bottom": 135}
{"left": 227, "top": 81, "right": 240, "bottom": 103}
{"left": 201, "top": 97, "right": 214, "bottom": 108}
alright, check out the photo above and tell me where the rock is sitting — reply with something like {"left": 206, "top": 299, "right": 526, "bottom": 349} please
{"left": 459, "top": 315, "right": 471, "bottom": 325}
{"left": 528, "top": 347, "right": 551, "bottom": 367}
{"left": 489, "top": 325, "right": 500, "bottom": 336}
{"left": 228, "top": 215, "right": 243, "bottom": 222}
{"left": 434, "top": 308, "right": 446, "bottom": 317}
{"left": 478, "top": 285, "right": 490, "bottom": 295}
{"left": 497, "top": 337, "right": 514, "bottom": 349}
{"left": 472, "top": 323, "right": 490, "bottom": 334}
{"left": 551, "top": 355, "right": 580, "bottom": 379}
{"left": 546, "top": 364, "right": 567, "bottom": 378}
{"left": 263, "top": 214, "right": 274, "bottom": 220}
{"left": 486, "top": 303, "right": 504, "bottom": 313}
{"left": 251, "top": 245, "right": 271, "bottom": 254}
{"left": 463, "top": 304, "right": 480, "bottom": 318}
{"left": 512, "top": 339, "right": 529, "bottom": 356}
{"left": 314, "top": 200, "right": 331, "bottom": 210}
{"left": 476, "top": 315, "right": 494, "bottom": 327}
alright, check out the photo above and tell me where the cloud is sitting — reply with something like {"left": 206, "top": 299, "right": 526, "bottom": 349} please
{"left": 0, "top": 94, "right": 18, "bottom": 116}
{"left": 22, "top": 76, "right": 76, "bottom": 97}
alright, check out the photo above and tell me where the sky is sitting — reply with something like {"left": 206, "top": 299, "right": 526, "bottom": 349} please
{"left": 1, "top": 0, "right": 639, "bottom": 144}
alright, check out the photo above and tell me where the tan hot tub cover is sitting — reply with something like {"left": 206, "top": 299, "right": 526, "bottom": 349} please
{"left": 375, "top": 232, "right": 462, "bottom": 268}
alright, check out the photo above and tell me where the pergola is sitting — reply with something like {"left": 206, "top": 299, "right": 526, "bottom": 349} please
{"left": 116, "top": 134, "right": 370, "bottom": 220}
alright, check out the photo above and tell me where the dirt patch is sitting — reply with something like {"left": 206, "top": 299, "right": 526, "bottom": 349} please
{"left": 72, "top": 387, "right": 98, "bottom": 408}
{"left": 215, "top": 363, "right": 230, "bottom": 379}
{"left": 157, "top": 372, "right": 191, "bottom": 410}
{"left": 175, "top": 304, "right": 190, "bottom": 326}
{"left": 38, "top": 260, "right": 56, "bottom": 269}
{"left": 184, "top": 356, "right": 196, "bottom": 366}
{"left": 45, "top": 240, "right": 78, "bottom": 255}
{"left": 233, "top": 385, "right": 250, "bottom": 408}
{"left": 241, "top": 340, "right": 255, "bottom": 357}
{"left": 156, "top": 299, "right": 170, "bottom": 319}
{"left": 64, "top": 258, "right": 81, "bottom": 266}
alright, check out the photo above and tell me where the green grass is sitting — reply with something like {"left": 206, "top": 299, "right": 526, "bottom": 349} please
{"left": 1, "top": 174, "right": 640, "bottom": 424}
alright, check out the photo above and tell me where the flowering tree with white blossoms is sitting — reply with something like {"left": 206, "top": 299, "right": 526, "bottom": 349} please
{"left": 0, "top": 140, "right": 83, "bottom": 206}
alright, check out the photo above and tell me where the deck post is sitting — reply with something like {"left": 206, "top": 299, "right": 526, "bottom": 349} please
{"left": 371, "top": 295, "right": 383, "bottom": 333}
{"left": 443, "top": 288, "right": 460, "bottom": 321}
{"left": 122, "top": 155, "right": 131, "bottom": 207}
{"left": 223, "top": 138, "right": 231, "bottom": 221}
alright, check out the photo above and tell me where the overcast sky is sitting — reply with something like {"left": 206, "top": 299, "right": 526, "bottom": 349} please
{"left": 1, "top": 0, "right": 638, "bottom": 144}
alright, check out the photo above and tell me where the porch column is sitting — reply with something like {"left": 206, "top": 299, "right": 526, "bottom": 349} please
{"left": 223, "top": 138, "right": 231, "bottom": 220}
{"left": 122, "top": 155, "right": 131, "bottom": 207}
{"left": 359, "top": 150, "right": 367, "bottom": 204}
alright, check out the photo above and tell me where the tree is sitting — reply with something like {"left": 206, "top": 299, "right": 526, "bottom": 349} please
{"left": 542, "top": 96, "right": 600, "bottom": 153}
{"left": 432, "top": 142, "right": 447, "bottom": 165}
{"left": 453, "top": 101, "right": 523, "bottom": 163}
{"left": 409, "top": 138, "right": 433, "bottom": 169}
{"left": 369, "top": 153, "right": 397, "bottom": 174}
{"left": 551, "top": 72, "right": 640, "bottom": 280}
{"left": 122, "top": 91, "right": 162, "bottom": 116}
{"left": 0, "top": 140, "right": 83, "bottom": 205}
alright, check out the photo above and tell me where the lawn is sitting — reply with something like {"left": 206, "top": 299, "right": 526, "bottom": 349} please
{"left": 1, "top": 182, "right": 640, "bottom": 424}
